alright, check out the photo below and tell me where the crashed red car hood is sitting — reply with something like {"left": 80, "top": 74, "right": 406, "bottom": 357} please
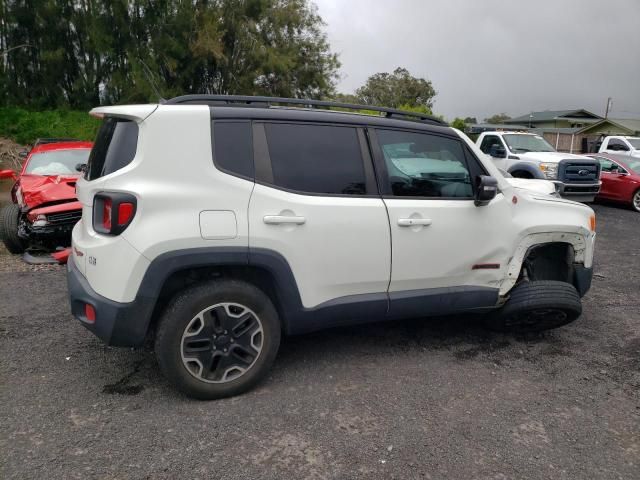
{"left": 18, "top": 174, "right": 79, "bottom": 209}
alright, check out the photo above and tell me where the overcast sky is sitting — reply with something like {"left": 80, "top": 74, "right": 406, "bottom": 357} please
{"left": 313, "top": 0, "right": 640, "bottom": 122}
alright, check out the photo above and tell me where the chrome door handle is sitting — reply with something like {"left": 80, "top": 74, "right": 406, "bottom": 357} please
{"left": 263, "top": 215, "right": 306, "bottom": 225}
{"left": 398, "top": 218, "right": 432, "bottom": 227}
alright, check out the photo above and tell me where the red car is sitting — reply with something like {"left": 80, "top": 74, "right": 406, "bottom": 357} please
{"left": 0, "top": 139, "right": 92, "bottom": 253}
{"left": 587, "top": 153, "right": 640, "bottom": 212}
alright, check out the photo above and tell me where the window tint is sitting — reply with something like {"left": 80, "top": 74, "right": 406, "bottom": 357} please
{"left": 86, "top": 118, "right": 138, "bottom": 180}
{"left": 377, "top": 129, "right": 473, "bottom": 198}
{"left": 608, "top": 139, "right": 629, "bottom": 151}
{"left": 598, "top": 157, "right": 627, "bottom": 174}
{"left": 479, "top": 135, "right": 502, "bottom": 154}
{"left": 264, "top": 123, "right": 366, "bottom": 195}
{"left": 597, "top": 157, "right": 615, "bottom": 172}
{"left": 213, "top": 121, "right": 254, "bottom": 178}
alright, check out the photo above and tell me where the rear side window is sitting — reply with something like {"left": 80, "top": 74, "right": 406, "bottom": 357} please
{"left": 86, "top": 118, "right": 138, "bottom": 180}
{"left": 212, "top": 121, "right": 254, "bottom": 179}
{"left": 263, "top": 123, "right": 366, "bottom": 195}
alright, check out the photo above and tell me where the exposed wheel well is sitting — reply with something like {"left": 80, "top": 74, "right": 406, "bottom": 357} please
{"left": 521, "top": 242, "right": 575, "bottom": 284}
{"left": 146, "top": 265, "right": 286, "bottom": 341}
{"left": 510, "top": 170, "right": 534, "bottom": 179}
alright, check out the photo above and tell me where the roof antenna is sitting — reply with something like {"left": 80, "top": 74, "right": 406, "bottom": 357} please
{"left": 139, "top": 57, "right": 166, "bottom": 104}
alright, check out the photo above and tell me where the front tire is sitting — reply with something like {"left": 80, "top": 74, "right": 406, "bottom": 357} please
{"left": 485, "top": 280, "right": 582, "bottom": 333}
{"left": 155, "top": 279, "right": 281, "bottom": 400}
{"left": 632, "top": 189, "right": 640, "bottom": 212}
{"left": 0, "top": 204, "right": 26, "bottom": 254}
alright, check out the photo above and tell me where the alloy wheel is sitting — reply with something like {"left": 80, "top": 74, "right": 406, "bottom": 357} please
{"left": 181, "top": 303, "right": 263, "bottom": 383}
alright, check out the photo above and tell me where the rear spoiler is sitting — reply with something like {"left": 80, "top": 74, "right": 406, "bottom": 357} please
{"left": 89, "top": 104, "right": 158, "bottom": 122}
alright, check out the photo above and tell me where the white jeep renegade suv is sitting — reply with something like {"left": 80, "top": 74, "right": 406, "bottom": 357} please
{"left": 68, "top": 95, "right": 596, "bottom": 399}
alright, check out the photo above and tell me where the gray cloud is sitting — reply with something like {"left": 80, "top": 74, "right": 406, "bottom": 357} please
{"left": 314, "top": 0, "right": 640, "bottom": 121}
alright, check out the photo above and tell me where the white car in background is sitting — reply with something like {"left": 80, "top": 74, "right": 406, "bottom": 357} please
{"left": 477, "top": 131, "right": 601, "bottom": 202}
{"left": 598, "top": 136, "right": 640, "bottom": 158}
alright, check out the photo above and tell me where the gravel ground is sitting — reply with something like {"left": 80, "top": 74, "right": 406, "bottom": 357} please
{"left": 1, "top": 203, "right": 638, "bottom": 480}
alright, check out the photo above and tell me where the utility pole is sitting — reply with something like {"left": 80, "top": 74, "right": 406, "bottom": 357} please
{"left": 604, "top": 97, "right": 612, "bottom": 119}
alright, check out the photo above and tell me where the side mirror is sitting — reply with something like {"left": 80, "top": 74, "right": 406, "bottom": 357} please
{"left": 489, "top": 145, "right": 507, "bottom": 158}
{"left": 0, "top": 169, "right": 17, "bottom": 180}
{"left": 19, "top": 150, "right": 28, "bottom": 158}
{"left": 75, "top": 163, "right": 87, "bottom": 173}
{"left": 475, "top": 175, "right": 498, "bottom": 206}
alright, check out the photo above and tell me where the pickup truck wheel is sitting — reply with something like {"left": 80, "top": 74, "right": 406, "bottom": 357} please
{"left": 155, "top": 279, "right": 281, "bottom": 400}
{"left": 485, "top": 280, "right": 582, "bottom": 333}
{"left": 632, "top": 189, "right": 640, "bottom": 212}
{"left": 0, "top": 204, "right": 26, "bottom": 254}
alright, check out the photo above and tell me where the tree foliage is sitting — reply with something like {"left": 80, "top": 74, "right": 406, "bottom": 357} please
{"left": 463, "top": 116, "right": 477, "bottom": 124}
{"left": 450, "top": 117, "right": 466, "bottom": 130}
{"left": 484, "top": 113, "right": 511, "bottom": 124}
{"left": 353, "top": 67, "right": 436, "bottom": 110}
{"left": 0, "top": 0, "right": 340, "bottom": 108}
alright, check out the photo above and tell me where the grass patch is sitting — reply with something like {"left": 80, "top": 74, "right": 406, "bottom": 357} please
{"left": 0, "top": 107, "right": 99, "bottom": 145}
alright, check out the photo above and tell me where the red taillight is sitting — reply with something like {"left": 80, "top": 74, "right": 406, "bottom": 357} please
{"left": 102, "top": 198, "right": 112, "bottom": 230}
{"left": 85, "top": 304, "right": 96, "bottom": 324}
{"left": 93, "top": 193, "right": 136, "bottom": 235}
{"left": 118, "top": 202, "right": 134, "bottom": 226}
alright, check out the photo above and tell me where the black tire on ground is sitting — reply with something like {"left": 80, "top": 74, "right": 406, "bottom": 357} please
{"left": 0, "top": 204, "right": 26, "bottom": 254}
{"left": 155, "top": 278, "right": 281, "bottom": 400}
{"left": 485, "top": 280, "right": 582, "bottom": 333}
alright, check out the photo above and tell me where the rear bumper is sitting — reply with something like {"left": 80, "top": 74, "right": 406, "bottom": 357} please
{"left": 67, "top": 256, "right": 154, "bottom": 347}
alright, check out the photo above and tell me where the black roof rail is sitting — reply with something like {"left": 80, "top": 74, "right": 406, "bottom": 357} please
{"left": 164, "top": 94, "right": 447, "bottom": 126}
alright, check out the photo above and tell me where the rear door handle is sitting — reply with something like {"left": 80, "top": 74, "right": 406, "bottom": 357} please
{"left": 398, "top": 218, "right": 432, "bottom": 227}
{"left": 263, "top": 215, "right": 306, "bottom": 225}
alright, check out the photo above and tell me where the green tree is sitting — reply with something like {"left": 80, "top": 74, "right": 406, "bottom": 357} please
{"left": 463, "top": 116, "right": 477, "bottom": 124}
{"left": 0, "top": 0, "right": 340, "bottom": 108}
{"left": 450, "top": 117, "right": 466, "bottom": 130}
{"left": 355, "top": 67, "right": 436, "bottom": 109}
{"left": 484, "top": 113, "right": 511, "bottom": 124}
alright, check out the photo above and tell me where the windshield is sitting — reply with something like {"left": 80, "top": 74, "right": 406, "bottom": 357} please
{"left": 24, "top": 149, "right": 90, "bottom": 175}
{"left": 626, "top": 138, "right": 640, "bottom": 149}
{"left": 503, "top": 134, "right": 556, "bottom": 153}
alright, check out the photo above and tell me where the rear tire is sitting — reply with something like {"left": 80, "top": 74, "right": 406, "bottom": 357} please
{"left": 155, "top": 279, "right": 281, "bottom": 400}
{"left": 485, "top": 280, "right": 582, "bottom": 333}
{"left": 0, "top": 204, "right": 26, "bottom": 254}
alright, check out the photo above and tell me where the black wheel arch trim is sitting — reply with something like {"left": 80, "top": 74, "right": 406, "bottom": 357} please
{"left": 69, "top": 246, "right": 502, "bottom": 347}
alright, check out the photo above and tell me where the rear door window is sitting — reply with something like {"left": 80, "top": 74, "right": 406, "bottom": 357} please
{"left": 86, "top": 118, "right": 138, "bottom": 180}
{"left": 262, "top": 123, "right": 367, "bottom": 195}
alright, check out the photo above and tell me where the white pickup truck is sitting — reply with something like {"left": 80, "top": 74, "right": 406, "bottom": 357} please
{"left": 477, "top": 131, "right": 601, "bottom": 202}
{"left": 598, "top": 136, "right": 640, "bottom": 158}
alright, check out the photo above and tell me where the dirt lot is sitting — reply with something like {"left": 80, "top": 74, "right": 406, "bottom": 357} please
{"left": 0, "top": 203, "right": 638, "bottom": 480}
